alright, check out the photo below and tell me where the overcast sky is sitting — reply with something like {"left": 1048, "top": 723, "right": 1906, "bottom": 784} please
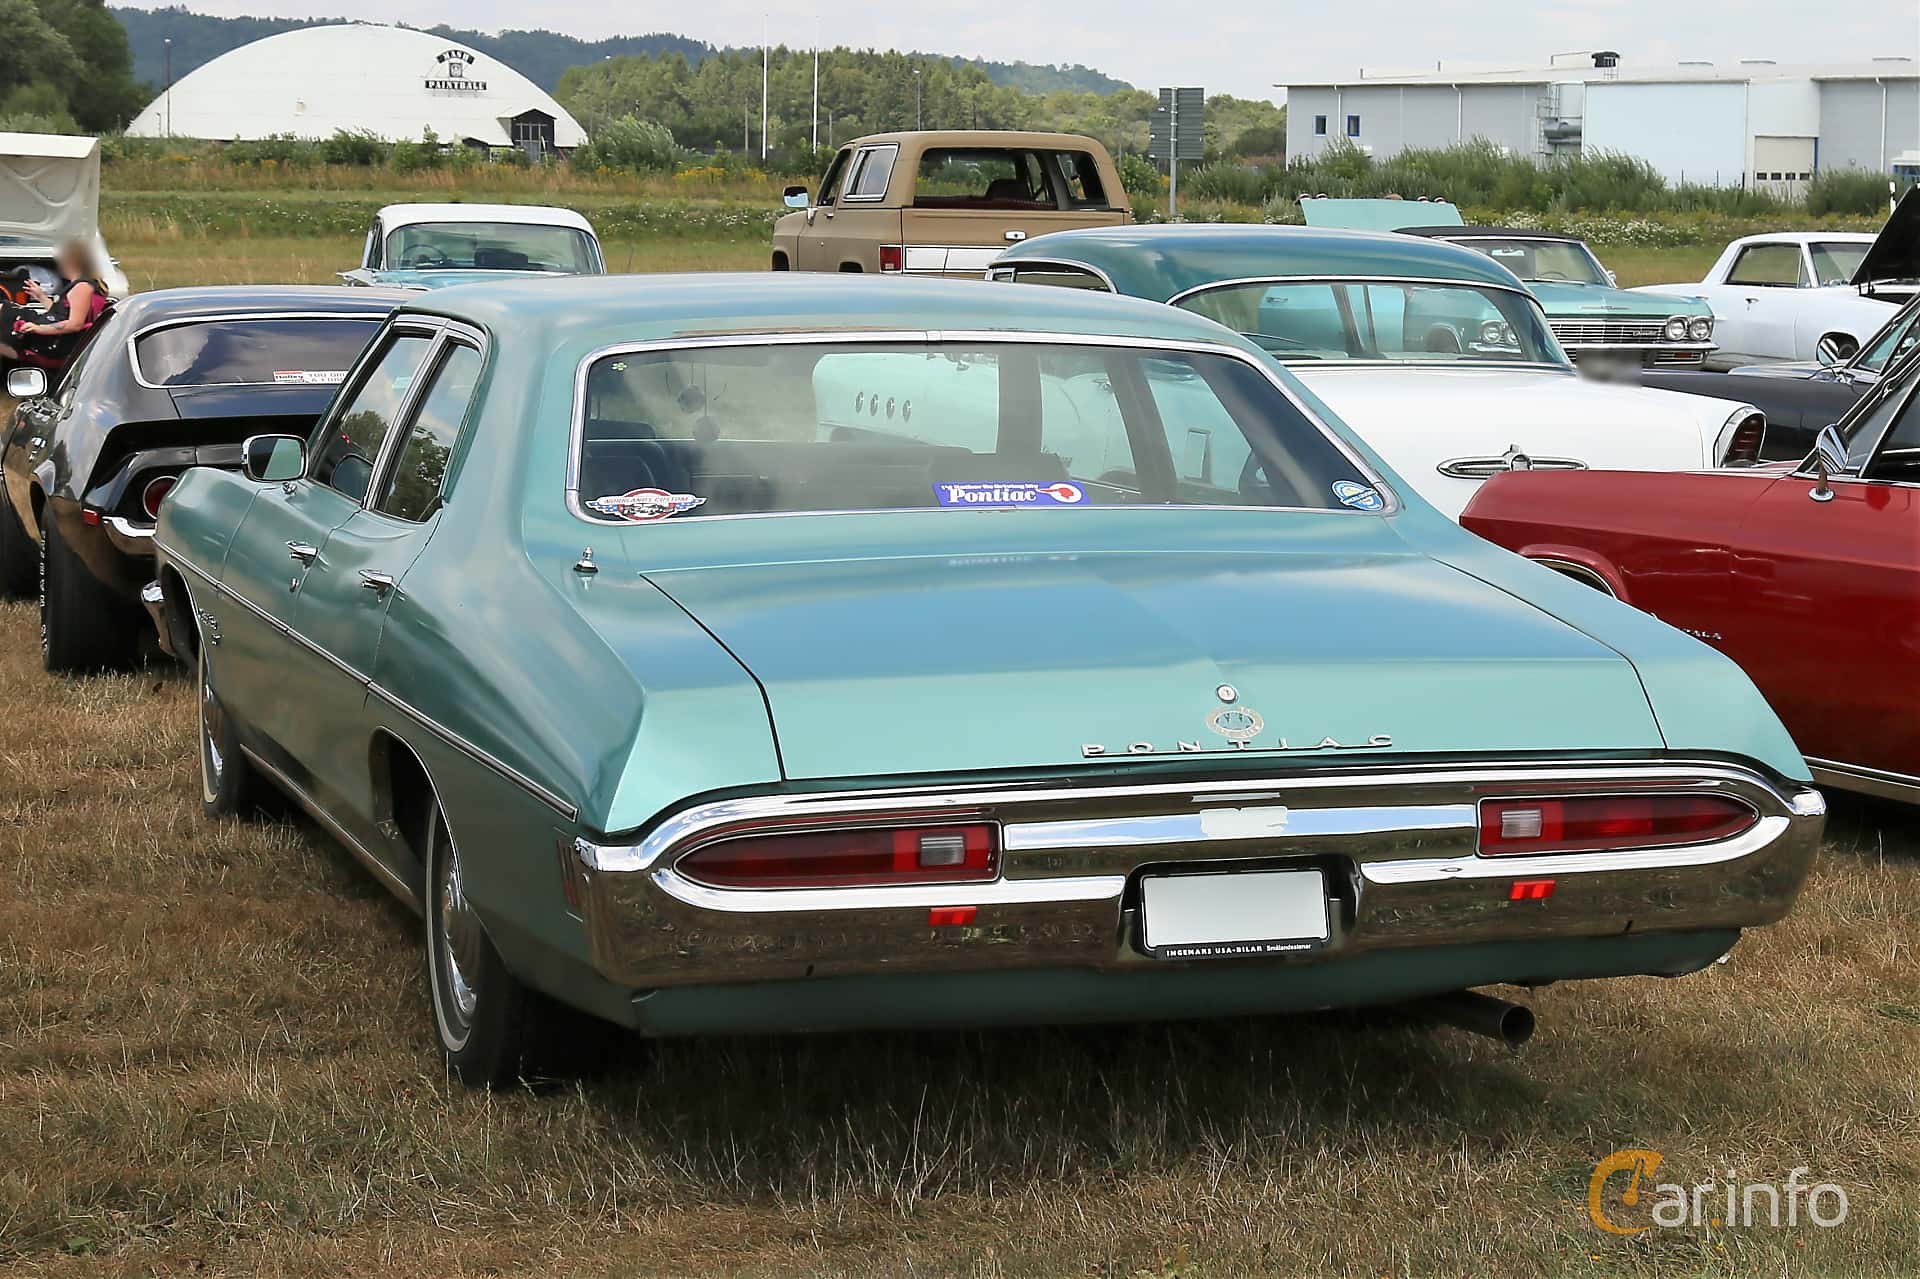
{"left": 129, "top": 0, "right": 1920, "bottom": 99}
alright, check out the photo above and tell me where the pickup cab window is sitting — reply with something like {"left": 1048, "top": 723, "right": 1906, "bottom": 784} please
{"left": 841, "top": 146, "right": 897, "bottom": 202}
{"left": 916, "top": 149, "right": 1051, "bottom": 208}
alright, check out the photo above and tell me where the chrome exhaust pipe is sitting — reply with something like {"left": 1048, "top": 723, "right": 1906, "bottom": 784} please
{"left": 1414, "top": 990, "right": 1536, "bottom": 1047}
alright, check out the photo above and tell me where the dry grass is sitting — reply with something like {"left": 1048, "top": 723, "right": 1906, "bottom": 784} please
{"left": 1, "top": 594, "right": 1918, "bottom": 1278}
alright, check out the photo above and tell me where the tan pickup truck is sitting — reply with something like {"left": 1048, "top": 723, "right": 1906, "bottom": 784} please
{"left": 771, "top": 130, "right": 1131, "bottom": 277}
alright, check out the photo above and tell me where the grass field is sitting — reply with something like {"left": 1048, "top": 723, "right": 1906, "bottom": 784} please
{"left": 1, "top": 598, "right": 1918, "bottom": 1278}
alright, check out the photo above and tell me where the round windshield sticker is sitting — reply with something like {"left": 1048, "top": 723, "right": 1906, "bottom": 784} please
{"left": 1332, "top": 480, "right": 1384, "bottom": 511}
{"left": 584, "top": 489, "right": 708, "bottom": 523}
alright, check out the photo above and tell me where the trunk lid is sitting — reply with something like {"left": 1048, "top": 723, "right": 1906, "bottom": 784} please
{"left": 0, "top": 132, "right": 100, "bottom": 245}
{"left": 642, "top": 541, "right": 1663, "bottom": 780}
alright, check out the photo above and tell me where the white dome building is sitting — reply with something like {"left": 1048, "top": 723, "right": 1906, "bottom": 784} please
{"left": 129, "top": 25, "right": 588, "bottom": 153}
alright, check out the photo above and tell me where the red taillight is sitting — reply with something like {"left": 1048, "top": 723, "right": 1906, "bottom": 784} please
{"left": 678, "top": 823, "right": 997, "bottom": 888}
{"left": 1478, "top": 795, "right": 1755, "bottom": 856}
{"left": 878, "top": 244, "right": 904, "bottom": 273}
{"left": 1723, "top": 414, "right": 1765, "bottom": 466}
{"left": 141, "top": 474, "right": 177, "bottom": 520}
{"left": 1509, "top": 878, "right": 1556, "bottom": 900}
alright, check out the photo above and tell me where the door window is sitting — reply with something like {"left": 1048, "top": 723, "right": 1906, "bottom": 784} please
{"left": 815, "top": 149, "right": 852, "bottom": 206}
{"left": 310, "top": 332, "right": 433, "bottom": 501}
{"left": 843, "top": 145, "right": 897, "bottom": 201}
{"left": 1726, "top": 244, "right": 1808, "bottom": 287}
{"left": 1864, "top": 380, "right": 1920, "bottom": 482}
{"left": 376, "top": 343, "right": 482, "bottom": 522}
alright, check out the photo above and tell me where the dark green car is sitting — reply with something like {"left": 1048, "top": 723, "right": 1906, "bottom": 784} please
{"left": 147, "top": 274, "right": 1821, "bottom": 1087}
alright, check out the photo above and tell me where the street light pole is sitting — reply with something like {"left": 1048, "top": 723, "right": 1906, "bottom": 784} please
{"left": 811, "top": 18, "right": 819, "bottom": 153}
{"left": 760, "top": 15, "right": 769, "bottom": 160}
{"left": 914, "top": 66, "right": 922, "bottom": 130}
{"left": 163, "top": 37, "right": 172, "bottom": 136}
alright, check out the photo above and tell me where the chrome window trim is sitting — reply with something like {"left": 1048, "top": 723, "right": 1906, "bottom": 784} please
{"left": 1162, "top": 274, "right": 1567, "bottom": 370}
{"left": 983, "top": 257, "right": 1120, "bottom": 292}
{"left": 157, "top": 539, "right": 577, "bottom": 823}
{"left": 1531, "top": 557, "right": 1616, "bottom": 596}
{"left": 125, "top": 311, "right": 390, "bottom": 391}
{"left": 839, "top": 144, "right": 899, "bottom": 203}
{"left": 565, "top": 328, "right": 1398, "bottom": 525}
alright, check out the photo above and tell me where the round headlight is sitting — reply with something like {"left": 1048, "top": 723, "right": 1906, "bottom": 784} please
{"left": 1688, "top": 316, "right": 1714, "bottom": 342}
{"left": 1480, "top": 320, "right": 1505, "bottom": 346}
{"left": 1664, "top": 316, "right": 1690, "bottom": 343}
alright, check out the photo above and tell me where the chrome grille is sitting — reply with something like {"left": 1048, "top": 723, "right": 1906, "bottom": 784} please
{"left": 1551, "top": 318, "right": 1668, "bottom": 344}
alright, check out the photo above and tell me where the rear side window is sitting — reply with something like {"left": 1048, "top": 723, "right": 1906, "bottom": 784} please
{"left": 1726, "top": 244, "right": 1807, "bottom": 287}
{"left": 573, "top": 340, "right": 1375, "bottom": 522}
{"left": 133, "top": 317, "right": 383, "bottom": 388}
{"left": 915, "top": 149, "right": 1049, "bottom": 207}
{"left": 1052, "top": 152, "right": 1110, "bottom": 208}
{"left": 989, "top": 264, "right": 1112, "bottom": 291}
{"left": 311, "top": 333, "right": 433, "bottom": 501}
{"left": 377, "top": 343, "right": 482, "bottom": 521}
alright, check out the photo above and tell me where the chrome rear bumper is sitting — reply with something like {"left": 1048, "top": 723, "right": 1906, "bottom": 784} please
{"left": 574, "top": 760, "right": 1823, "bottom": 991}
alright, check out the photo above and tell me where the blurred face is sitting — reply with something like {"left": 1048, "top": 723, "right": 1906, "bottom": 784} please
{"left": 56, "top": 247, "right": 87, "bottom": 280}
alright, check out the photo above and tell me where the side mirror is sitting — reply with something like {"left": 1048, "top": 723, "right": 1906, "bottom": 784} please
{"left": 1808, "top": 424, "right": 1848, "bottom": 502}
{"left": 6, "top": 367, "right": 47, "bottom": 400}
{"left": 242, "top": 433, "right": 306, "bottom": 483}
{"left": 782, "top": 185, "right": 810, "bottom": 209}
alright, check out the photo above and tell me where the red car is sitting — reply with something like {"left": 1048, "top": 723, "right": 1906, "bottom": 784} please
{"left": 1462, "top": 348, "right": 1920, "bottom": 804}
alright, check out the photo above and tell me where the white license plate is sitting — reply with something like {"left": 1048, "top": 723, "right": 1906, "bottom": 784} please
{"left": 1140, "top": 869, "right": 1330, "bottom": 959}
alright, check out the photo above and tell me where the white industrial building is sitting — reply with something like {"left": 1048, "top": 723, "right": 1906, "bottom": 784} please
{"left": 129, "top": 24, "right": 588, "bottom": 156}
{"left": 1281, "top": 53, "right": 1920, "bottom": 197}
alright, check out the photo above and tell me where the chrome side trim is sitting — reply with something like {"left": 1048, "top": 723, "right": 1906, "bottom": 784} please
{"left": 1530, "top": 557, "right": 1617, "bottom": 596}
{"left": 241, "top": 745, "right": 422, "bottom": 911}
{"left": 1807, "top": 757, "right": 1920, "bottom": 804}
{"left": 1361, "top": 814, "right": 1791, "bottom": 883}
{"left": 654, "top": 871, "right": 1126, "bottom": 915}
{"left": 565, "top": 328, "right": 1397, "bottom": 526}
{"left": 157, "top": 540, "right": 577, "bottom": 823}
{"left": 1003, "top": 803, "right": 1473, "bottom": 851}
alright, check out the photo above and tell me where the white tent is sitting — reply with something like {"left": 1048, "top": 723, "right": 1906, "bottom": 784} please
{"left": 128, "top": 24, "right": 588, "bottom": 151}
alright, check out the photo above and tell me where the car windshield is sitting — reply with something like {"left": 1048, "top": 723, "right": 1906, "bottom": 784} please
{"left": 1808, "top": 241, "right": 1869, "bottom": 286}
{"left": 573, "top": 340, "right": 1378, "bottom": 522}
{"left": 1451, "top": 237, "right": 1608, "bottom": 285}
{"left": 1175, "top": 280, "right": 1562, "bottom": 365}
{"left": 132, "top": 316, "right": 384, "bottom": 387}
{"left": 384, "top": 222, "right": 596, "bottom": 273}
{"left": 1857, "top": 300, "right": 1920, "bottom": 373}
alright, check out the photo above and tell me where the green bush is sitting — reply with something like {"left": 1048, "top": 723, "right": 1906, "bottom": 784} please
{"left": 224, "top": 134, "right": 319, "bottom": 167}
{"left": 1117, "top": 152, "right": 1161, "bottom": 197}
{"left": 389, "top": 129, "right": 448, "bottom": 175}
{"left": 1181, "top": 161, "right": 1270, "bottom": 205}
{"left": 320, "top": 130, "right": 389, "bottom": 167}
{"left": 1807, "top": 168, "right": 1894, "bottom": 218}
{"left": 570, "top": 117, "right": 686, "bottom": 174}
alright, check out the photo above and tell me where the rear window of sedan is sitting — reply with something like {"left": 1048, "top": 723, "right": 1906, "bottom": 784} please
{"left": 133, "top": 316, "right": 384, "bottom": 388}
{"left": 572, "top": 339, "right": 1381, "bottom": 524}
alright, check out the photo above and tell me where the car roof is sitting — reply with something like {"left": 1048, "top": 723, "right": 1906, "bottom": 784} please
{"left": 376, "top": 203, "right": 596, "bottom": 233}
{"left": 1400, "top": 226, "right": 1586, "bottom": 243}
{"left": 1729, "top": 231, "right": 1877, "bottom": 247}
{"left": 991, "top": 223, "right": 1531, "bottom": 301}
{"left": 837, "top": 130, "right": 1108, "bottom": 151}
{"left": 111, "top": 284, "right": 412, "bottom": 324}
{"left": 403, "top": 272, "right": 1267, "bottom": 351}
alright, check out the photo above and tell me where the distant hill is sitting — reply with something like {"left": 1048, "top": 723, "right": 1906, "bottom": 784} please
{"left": 111, "top": 7, "right": 1134, "bottom": 97}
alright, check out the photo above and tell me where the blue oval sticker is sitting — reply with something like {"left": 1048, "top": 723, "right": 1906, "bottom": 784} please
{"left": 1332, "top": 480, "right": 1384, "bottom": 511}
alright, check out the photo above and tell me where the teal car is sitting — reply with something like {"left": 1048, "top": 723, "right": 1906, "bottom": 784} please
{"left": 147, "top": 275, "right": 1822, "bottom": 1087}
{"left": 1297, "top": 199, "right": 1715, "bottom": 368}
{"left": 337, "top": 203, "right": 605, "bottom": 290}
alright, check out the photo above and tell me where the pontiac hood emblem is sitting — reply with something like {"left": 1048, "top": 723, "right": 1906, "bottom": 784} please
{"left": 1207, "top": 702, "right": 1265, "bottom": 743}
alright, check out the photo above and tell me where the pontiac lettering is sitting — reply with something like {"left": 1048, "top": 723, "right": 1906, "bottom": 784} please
{"left": 1082, "top": 734, "right": 1394, "bottom": 758}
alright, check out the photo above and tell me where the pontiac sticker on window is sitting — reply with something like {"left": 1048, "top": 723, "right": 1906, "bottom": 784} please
{"left": 585, "top": 489, "right": 709, "bottom": 523}
{"left": 934, "top": 481, "right": 1086, "bottom": 508}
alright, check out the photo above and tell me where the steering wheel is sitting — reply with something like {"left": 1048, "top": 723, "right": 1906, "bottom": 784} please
{"left": 1533, "top": 270, "right": 1573, "bottom": 281}
{"left": 402, "top": 247, "right": 453, "bottom": 269}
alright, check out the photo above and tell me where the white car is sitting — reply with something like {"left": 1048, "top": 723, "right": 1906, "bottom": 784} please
{"left": 0, "top": 132, "right": 129, "bottom": 298}
{"left": 338, "top": 202, "right": 605, "bottom": 289}
{"left": 1636, "top": 194, "right": 1917, "bottom": 369}
{"left": 984, "top": 224, "right": 1767, "bottom": 519}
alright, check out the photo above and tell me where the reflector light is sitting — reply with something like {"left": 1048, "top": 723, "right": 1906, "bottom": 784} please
{"left": 928, "top": 906, "right": 977, "bottom": 927}
{"left": 878, "top": 245, "right": 904, "bottom": 272}
{"left": 678, "top": 822, "right": 997, "bottom": 888}
{"left": 81, "top": 508, "right": 101, "bottom": 526}
{"left": 1509, "top": 879, "right": 1556, "bottom": 900}
{"left": 1478, "top": 794, "right": 1755, "bottom": 856}
{"left": 141, "top": 474, "right": 177, "bottom": 520}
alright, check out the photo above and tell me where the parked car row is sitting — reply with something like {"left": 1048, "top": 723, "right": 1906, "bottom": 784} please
{"left": 1, "top": 129, "right": 1911, "bottom": 1094}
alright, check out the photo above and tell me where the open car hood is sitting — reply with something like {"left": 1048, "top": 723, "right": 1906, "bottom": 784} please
{"left": 0, "top": 132, "right": 100, "bottom": 245}
{"left": 639, "top": 540, "right": 1665, "bottom": 781}
{"left": 1852, "top": 186, "right": 1920, "bottom": 287}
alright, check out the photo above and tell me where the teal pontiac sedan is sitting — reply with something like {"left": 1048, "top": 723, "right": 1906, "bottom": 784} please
{"left": 147, "top": 275, "right": 1822, "bottom": 1087}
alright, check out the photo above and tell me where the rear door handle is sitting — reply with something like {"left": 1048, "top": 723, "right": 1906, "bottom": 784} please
{"left": 359, "top": 570, "right": 396, "bottom": 596}
{"left": 287, "top": 541, "right": 318, "bottom": 564}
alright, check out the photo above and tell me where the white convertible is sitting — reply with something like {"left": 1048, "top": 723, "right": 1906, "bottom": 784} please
{"left": 1636, "top": 190, "right": 1918, "bottom": 369}
{"left": 984, "top": 224, "right": 1768, "bottom": 519}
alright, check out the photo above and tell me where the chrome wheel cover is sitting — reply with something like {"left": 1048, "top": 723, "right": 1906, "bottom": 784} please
{"left": 434, "top": 824, "right": 484, "bottom": 1042}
